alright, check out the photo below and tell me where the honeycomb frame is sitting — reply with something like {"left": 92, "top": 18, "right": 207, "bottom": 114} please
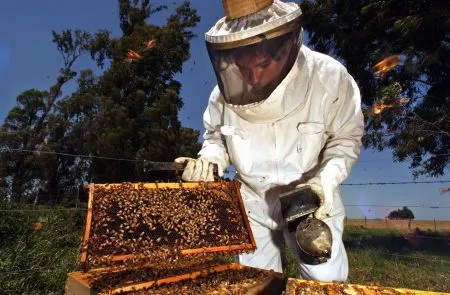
{"left": 80, "top": 181, "right": 256, "bottom": 271}
{"left": 284, "top": 278, "right": 448, "bottom": 295}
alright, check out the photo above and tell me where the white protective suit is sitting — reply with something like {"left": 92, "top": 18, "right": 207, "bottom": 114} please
{"left": 175, "top": 0, "right": 364, "bottom": 282}
{"left": 197, "top": 43, "right": 364, "bottom": 281}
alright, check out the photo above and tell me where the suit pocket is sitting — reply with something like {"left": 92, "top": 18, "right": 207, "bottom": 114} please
{"left": 297, "top": 122, "right": 325, "bottom": 134}
{"left": 296, "top": 122, "right": 326, "bottom": 170}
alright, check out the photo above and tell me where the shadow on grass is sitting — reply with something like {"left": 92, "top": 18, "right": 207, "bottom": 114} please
{"left": 344, "top": 226, "right": 449, "bottom": 256}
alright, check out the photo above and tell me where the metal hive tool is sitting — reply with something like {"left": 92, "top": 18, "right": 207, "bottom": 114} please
{"left": 80, "top": 181, "right": 256, "bottom": 271}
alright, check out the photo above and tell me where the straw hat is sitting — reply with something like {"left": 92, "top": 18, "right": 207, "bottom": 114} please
{"left": 206, "top": 0, "right": 302, "bottom": 48}
{"left": 223, "top": 0, "right": 274, "bottom": 19}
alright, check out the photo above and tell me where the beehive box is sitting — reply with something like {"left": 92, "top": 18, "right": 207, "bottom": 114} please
{"left": 66, "top": 263, "right": 286, "bottom": 295}
{"left": 67, "top": 181, "right": 449, "bottom": 294}
{"left": 67, "top": 181, "right": 271, "bottom": 294}
{"left": 283, "top": 278, "right": 449, "bottom": 295}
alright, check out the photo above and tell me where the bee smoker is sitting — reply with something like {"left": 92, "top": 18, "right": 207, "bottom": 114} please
{"left": 280, "top": 186, "right": 333, "bottom": 265}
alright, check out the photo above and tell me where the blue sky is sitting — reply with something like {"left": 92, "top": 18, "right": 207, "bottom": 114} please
{"left": 0, "top": 0, "right": 448, "bottom": 219}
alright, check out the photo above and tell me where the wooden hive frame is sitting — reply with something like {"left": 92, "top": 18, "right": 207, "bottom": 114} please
{"left": 284, "top": 278, "right": 449, "bottom": 295}
{"left": 66, "top": 263, "right": 286, "bottom": 295}
{"left": 67, "top": 181, "right": 449, "bottom": 295}
{"left": 80, "top": 181, "right": 256, "bottom": 271}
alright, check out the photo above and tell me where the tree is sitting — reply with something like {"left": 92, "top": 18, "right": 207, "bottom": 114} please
{"left": 300, "top": 0, "right": 449, "bottom": 177}
{"left": 387, "top": 206, "right": 415, "bottom": 220}
{"left": 0, "top": 30, "right": 91, "bottom": 203}
{"left": 0, "top": 1, "right": 202, "bottom": 203}
{"left": 65, "top": 0, "right": 202, "bottom": 183}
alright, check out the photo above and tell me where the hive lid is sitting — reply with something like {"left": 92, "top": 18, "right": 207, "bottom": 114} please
{"left": 80, "top": 181, "right": 256, "bottom": 271}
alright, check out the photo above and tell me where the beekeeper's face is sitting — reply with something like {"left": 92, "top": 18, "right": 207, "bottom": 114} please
{"left": 207, "top": 28, "right": 302, "bottom": 106}
{"left": 235, "top": 43, "right": 292, "bottom": 90}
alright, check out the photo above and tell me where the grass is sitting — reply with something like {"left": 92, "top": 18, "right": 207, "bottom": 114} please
{"left": 283, "top": 226, "right": 450, "bottom": 292}
{"left": 0, "top": 202, "right": 85, "bottom": 295}
{"left": 344, "top": 226, "right": 450, "bottom": 292}
{"left": 1, "top": 203, "right": 449, "bottom": 294}
{"left": 348, "top": 248, "right": 449, "bottom": 291}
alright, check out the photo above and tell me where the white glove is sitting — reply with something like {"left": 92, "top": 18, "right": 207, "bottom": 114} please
{"left": 296, "top": 176, "right": 335, "bottom": 220}
{"left": 174, "top": 157, "right": 215, "bottom": 182}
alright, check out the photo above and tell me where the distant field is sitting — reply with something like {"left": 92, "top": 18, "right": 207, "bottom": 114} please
{"left": 345, "top": 219, "right": 450, "bottom": 233}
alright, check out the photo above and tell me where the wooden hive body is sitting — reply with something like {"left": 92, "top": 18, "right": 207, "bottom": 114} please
{"left": 66, "top": 180, "right": 276, "bottom": 294}
{"left": 66, "top": 181, "right": 449, "bottom": 294}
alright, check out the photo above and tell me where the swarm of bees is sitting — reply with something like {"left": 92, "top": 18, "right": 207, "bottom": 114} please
{"left": 84, "top": 182, "right": 253, "bottom": 270}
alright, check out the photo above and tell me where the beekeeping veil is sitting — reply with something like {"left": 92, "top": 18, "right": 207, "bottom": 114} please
{"left": 206, "top": 0, "right": 303, "bottom": 106}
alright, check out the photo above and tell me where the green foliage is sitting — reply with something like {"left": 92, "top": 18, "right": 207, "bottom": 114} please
{"left": 301, "top": 0, "right": 449, "bottom": 177}
{"left": 283, "top": 245, "right": 300, "bottom": 278}
{"left": 70, "top": 0, "right": 202, "bottom": 183}
{"left": 386, "top": 206, "right": 415, "bottom": 220}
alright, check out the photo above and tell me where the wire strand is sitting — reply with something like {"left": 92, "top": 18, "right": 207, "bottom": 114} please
{"left": 344, "top": 204, "right": 450, "bottom": 208}
{"left": 3, "top": 148, "right": 141, "bottom": 162}
{"left": 1, "top": 205, "right": 449, "bottom": 212}
{"left": 0, "top": 208, "right": 86, "bottom": 212}
{"left": 0, "top": 266, "right": 66, "bottom": 274}
{"left": 2, "top": 147, "right": 449, "bottom": 164}
{"left": 342, "top": 180, "right": 450, "bottom": 186}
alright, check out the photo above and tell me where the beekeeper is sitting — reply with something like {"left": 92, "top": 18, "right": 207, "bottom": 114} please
{"left": 175, "top": 0, "right": 364, "bottom": 282}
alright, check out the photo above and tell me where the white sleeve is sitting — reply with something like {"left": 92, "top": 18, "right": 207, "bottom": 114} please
{"left": 317, "top": 70, "right": 364, "bottom": 187}
{"left": 197, "top": 87, "right": 231, "bottom": 175}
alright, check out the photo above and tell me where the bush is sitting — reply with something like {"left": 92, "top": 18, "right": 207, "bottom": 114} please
{"left": 386, "top": 206, "right": 415, "bottom": 219}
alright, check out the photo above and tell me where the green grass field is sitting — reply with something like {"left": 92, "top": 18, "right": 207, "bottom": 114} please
{"left": 283, "top": 226, "right": 450, "bottom": 292}
{"left": 344, "top": 226, "right": 449, "bottom": 292}
{"left": 1, "top": 205, "right": 449, "bottom": 294}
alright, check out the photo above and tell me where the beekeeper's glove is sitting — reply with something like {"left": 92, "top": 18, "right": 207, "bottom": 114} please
{"left": 295, "top": 176, "right": 335, "bottom": 220}
{"left": 174, "top": 157, "right": 215, "bottom": 181}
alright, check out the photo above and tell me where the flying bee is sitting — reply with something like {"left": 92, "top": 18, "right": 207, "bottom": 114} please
{"left": 373, "top": 55, "right": 400, "bottom": 80}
